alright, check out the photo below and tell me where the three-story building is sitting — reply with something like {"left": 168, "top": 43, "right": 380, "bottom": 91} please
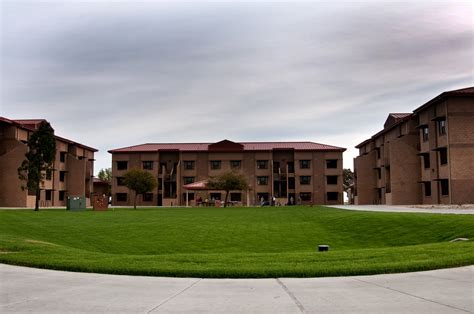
{"left": 0, "top": 117, "right": 97, "bottom": 207}
{"left": 354, "top": 87, "right": 474, "bottom": 205}
{"left": 109, "top": 140, "right": 345, "bottom": 206}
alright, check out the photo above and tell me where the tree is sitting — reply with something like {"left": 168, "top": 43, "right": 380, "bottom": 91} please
{"left": 123, "top": 169, "right": 157, "bottom": 209}
{"left": 97, "top": 168, "right": 112, "bottom": 195}
{"left": 17, "top": 121, "right": 56, "bottom": 211}
{"left": 98, "top": 168, "right": 112, "bottom": 183}
{"left": 343, "top": 168, "right": 354, "bottom": 193}
{"left": 207, "top": 171, "right": 249, "bottom": 207}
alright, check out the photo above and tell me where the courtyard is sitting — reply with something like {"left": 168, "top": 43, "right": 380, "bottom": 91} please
{"left": 1, "top": 206, "right": 473, "bottom": 278}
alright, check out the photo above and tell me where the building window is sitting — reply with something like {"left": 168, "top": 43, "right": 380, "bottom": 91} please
{"left": 183, "top": 177, "right": 195, "bottom": 185}
{"left": 117, "top": 177, "right": 126, "bottom": 186}
{"left": 377, "top": 188, "right": 382, "bottom": 200}
{"left": 438, "top": 119, "right": 446, "bottom": 136}
{"left": 117, "top": 161, "right": 128, "bottom": 170}
{"left": 60, "top": 152, "right": 67, "bottom": 163}
{"left": 59, "top": 191, "right": 65, "bottom": 201}
{"left": 299, "top": 160, "right": 311, "bottom": 169}
{"left": 210, "top": 160, "right": 221, "bottom": 170}
{"left": 46, "top": 170, "right": 52, "bottom": 181}
{"left": 230, "top": 193, "right": 242, "bottom": 202}
{"left": 230, "top": 160, "right": 241, "bottom": 169}
{"left": 287, "top": 162, "right": 295, "bottom": 173}
{"left": 424, "top": 182, "right": 431, "bottom": 197}
{"left": 143, "top": 193, "right": 153, "bottom": 202}
{"left": 273, "top": 161, "right": 280, "bottom": 173}
{"left": 288, "top": 177, "right": 295, "bottom": 189}
{"left": 116, "top": 193, "right": 127, "bottom": 202}
{"left": 423, "top": 154, "right": 430, "bottom": 169}
{"left": 422, "top": 127, "right": 429, "bottom": 142}
{"left": 440, "top": 179, "right": 449, "bottom": 196}
{"left": 59, "top": 171, "right": 66, "bottom": 182}
{"left": 375, "top": 147, "right": 381, "bottom": 159}
{"left": 257, "top": 176, "right": 269, "bottom": 185}
{"left": 142, "top": 161, "right": 153, "bottom": 170}
{"left": 300, "top": 176, "right": 311, "bottom": 185}
{"left": 183, "top": 161, "right": 195, "bottom": 170}
{"left": 299, "top": 192, "right": 312, "bottom": 201}
{"left": 439, "top": 148, "right": 448, "bottom": 165}
{"left": 327, "top": 192, "right": 339, "bottom": 201}
{"left": 327, "top": 176, "right": 338, "bottom": 185}
{"left": 376, "top": 168, "right": 381, "bottom": 179}
{"left": 256, "top": 160, "right": 268, "bottom": 169}
{"left": 45, "top": 190, "right": 52, "bottom": 201}
{"left": 326, "top": 159, "right": 337, "bottom": 169}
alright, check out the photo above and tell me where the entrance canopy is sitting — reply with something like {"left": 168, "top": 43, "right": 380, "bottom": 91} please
{"left": 182, "top": 180, "right": 209, "bottom": 207}
{"left": 182, "top": 180, "right": 250, "bottom": 207}
{"left": 183, "top": 180, "right": 209, "bottom": 191}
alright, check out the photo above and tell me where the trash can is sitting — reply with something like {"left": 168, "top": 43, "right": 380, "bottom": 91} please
{"left": 67, "top": 196, "right": 86, "bottom": 211}
{"left": 92, "top": 195, "right": 108, "bottom": 211}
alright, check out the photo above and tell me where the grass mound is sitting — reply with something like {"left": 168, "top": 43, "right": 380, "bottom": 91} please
{"left": 0, "top": 206, "right": 473, "bottom": 278}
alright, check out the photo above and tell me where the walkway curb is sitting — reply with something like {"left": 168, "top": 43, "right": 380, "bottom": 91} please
{"left": 326, "top": 205, "right": 474, "bottom": 214}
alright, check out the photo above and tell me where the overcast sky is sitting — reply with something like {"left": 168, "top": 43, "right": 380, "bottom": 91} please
{"left": 1, "top": 0, "right": 472, "bottom": 173}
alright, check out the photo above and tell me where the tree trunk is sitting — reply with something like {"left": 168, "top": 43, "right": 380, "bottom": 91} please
{"left": 35, "top": 186, "right": 40, "bottom": 211}
{"left": 134, "top": 193, "right": 137, "bottom": 209}
{"left": 224, "top": 190, "right": 229, "bottom": 208}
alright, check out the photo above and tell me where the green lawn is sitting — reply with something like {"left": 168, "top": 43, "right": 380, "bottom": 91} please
{"left": 0, "top": 206, "right": 473, "bottom": 278}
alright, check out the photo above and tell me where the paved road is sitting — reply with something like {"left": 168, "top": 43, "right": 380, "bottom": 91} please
{"left": 1, "top": 264, "right": 472, "bottom": 313}
{"left": 327, "top": 205, "right": 474, "bottom": 214}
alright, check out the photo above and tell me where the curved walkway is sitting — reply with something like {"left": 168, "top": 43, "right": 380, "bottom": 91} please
{"left": 326, "top": 205, "right": 474, "bottom": 214}
{"left": 1, "top": 264, "right": 472, "bottom": 313}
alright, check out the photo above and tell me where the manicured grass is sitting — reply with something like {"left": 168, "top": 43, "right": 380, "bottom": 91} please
{"left": 0, "top": 206, "right": 473, "bottom": 278}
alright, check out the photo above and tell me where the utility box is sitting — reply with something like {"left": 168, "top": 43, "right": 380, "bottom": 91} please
{"left": 67, "top": 196, "right": 86, "bottom": 211}
{"left": 318, "top": 245, "right": 330, "bottom": 252}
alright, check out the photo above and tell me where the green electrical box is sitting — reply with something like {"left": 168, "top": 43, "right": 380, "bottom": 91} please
{"left": 67, "top": 196, "right": 86, "bottom": 211}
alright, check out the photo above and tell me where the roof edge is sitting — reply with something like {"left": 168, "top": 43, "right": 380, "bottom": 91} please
{"left": 355, "top": 113, "right": 414, "bottom": 149}
{"left": 0, "top": 116, "right": 98, "bottom": 152}
{"left": 413, "top": 86, "right": 474, "bottom": 114}
{"left": 108, "top": 141, "right": 346, "bottom": 153}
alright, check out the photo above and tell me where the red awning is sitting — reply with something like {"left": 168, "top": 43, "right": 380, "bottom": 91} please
{"left": 183, "top": 180, "right": 209, "bottom": 190}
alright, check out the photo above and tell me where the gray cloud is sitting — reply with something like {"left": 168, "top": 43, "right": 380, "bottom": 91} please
{"left": 1, "top": 0, "right": 472, "bottom": 172}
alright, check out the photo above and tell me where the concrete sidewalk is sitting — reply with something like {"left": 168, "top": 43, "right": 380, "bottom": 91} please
{"left": 1, "top": 264, "right": 472, "bottom": 313}
{"left": 326, "top": 204, "right": 474, "bottom": 214}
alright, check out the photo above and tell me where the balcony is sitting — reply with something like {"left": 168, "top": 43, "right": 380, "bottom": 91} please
{"left": 273, "top": 174, "right": 287, "bottom": 181}
{"left": 164, "top": 173, "right": 177, "bottom": 182}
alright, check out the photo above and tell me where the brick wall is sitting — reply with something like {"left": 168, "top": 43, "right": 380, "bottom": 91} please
{"left": 111, "top": 148, "right": 344, "bottom": 207}
{"left": 354, "top": 151, "right": 376, "bottom": 204}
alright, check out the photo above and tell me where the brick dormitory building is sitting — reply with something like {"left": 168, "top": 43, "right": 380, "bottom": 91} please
{"left": 109, "top": 140, "right": 346, "bottom": 207}
{"left": 354, "top": 87, "right": 474, "bottom": 205}
{"left": 0, "top": 117, "right": 97, "bottom": 207}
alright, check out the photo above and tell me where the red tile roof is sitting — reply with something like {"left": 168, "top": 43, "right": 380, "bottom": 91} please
{"left": 383, "top": 113, "right": 412, "bottom": 129}
{"left": 109, "top": 140, "right": 346, "bottom": 153}
{"left": 12, "top": 119, "right": 47, "bottom": 129}
{"left": 93, "top": 178, "right": 109, "bottom": 184}
{"left": 0, "top": 116, "right": 98, "bottom": 152}
{"left": 183, "top": 180, "right": 209, "bottom": 190}
{"left": 389, "top": 113, "right": 412, "bottom": 119}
